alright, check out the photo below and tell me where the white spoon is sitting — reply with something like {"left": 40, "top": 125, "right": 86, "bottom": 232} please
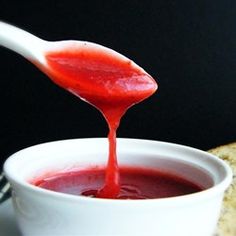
{"left": 0, "top": 21, "right": 157, "bottom": 108}
{"left": 0, "top": 21, "right": 157, "bottom": 98}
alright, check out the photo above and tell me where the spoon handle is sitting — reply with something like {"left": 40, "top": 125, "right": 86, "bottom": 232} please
{"left": 0, "top": 21, "right": 45, "bottom": 63}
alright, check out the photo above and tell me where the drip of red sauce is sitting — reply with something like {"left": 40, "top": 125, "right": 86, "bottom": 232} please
{"left": 34, "top": 167, "right": 203, "bottom": 199}
{"left": 43, "top": 43, "right": 157, "bottom": 198}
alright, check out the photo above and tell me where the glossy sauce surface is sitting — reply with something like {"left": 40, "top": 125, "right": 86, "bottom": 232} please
{"left": 35, "top": 166, "right": 203, "bottom": 199}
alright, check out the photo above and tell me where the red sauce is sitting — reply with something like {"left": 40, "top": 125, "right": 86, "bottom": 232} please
{"left": 34, "top": 167, "right": 203, "bottom": 199}
{"left": 41, "top": 43, "right": 157, "bottom": 199}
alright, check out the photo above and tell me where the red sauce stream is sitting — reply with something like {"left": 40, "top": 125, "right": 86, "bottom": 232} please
{"left": 43, "top": 44, "right": 157, "bottom": 198}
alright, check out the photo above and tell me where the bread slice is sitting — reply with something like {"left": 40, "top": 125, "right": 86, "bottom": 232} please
{"left": 208, "top": 143, "right": 236, "bottom": 236}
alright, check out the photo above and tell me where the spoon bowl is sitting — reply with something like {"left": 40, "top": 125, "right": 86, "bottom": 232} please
{"left": 0, "top": 21, "right": 157, "bottom": 111}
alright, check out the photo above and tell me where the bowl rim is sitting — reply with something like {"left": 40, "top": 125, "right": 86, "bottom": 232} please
{"left": 3, "top": 138, "right": 233, "bottom": 207}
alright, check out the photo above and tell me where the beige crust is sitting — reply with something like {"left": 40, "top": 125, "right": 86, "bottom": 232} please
{"left": 208, "top": 143, "right": 236, "bottom": 236}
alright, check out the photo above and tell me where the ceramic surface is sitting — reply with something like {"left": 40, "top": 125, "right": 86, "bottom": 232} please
{"left": 4, "top": 138, "right": 232, "bottom": 236}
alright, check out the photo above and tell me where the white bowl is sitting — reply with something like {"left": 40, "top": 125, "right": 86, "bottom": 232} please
{"left": 4, "top": 138, "right": 232, "bottom": 236}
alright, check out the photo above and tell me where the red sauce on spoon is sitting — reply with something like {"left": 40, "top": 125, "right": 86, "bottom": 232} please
{"left": 43, "top": 43, "right": 157, "bottom": 198}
